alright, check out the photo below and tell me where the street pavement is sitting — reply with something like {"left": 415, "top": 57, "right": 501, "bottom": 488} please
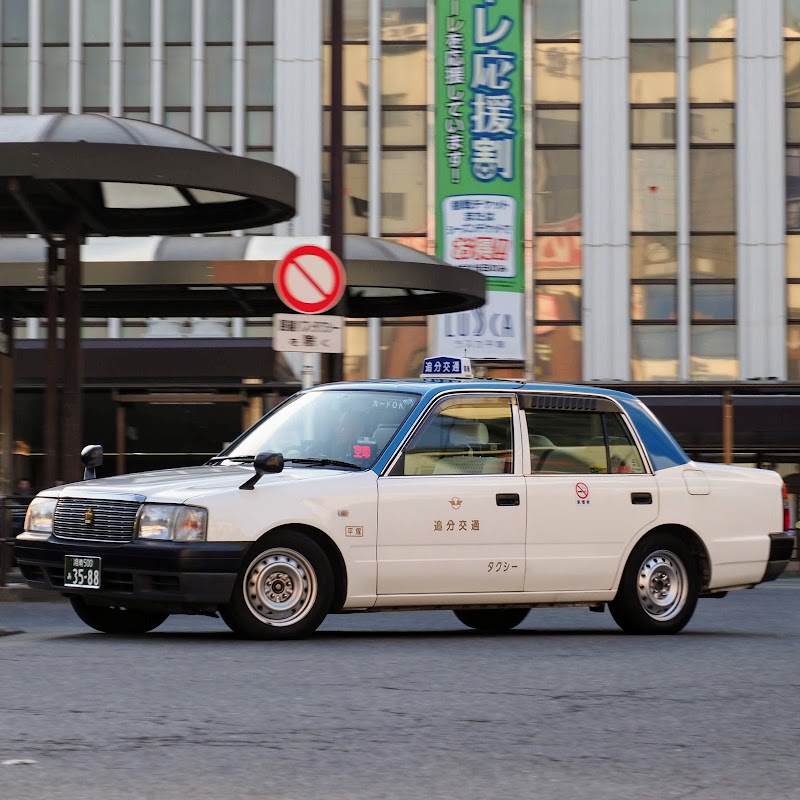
{"left": 0, "top": 578, "right": 799, "bottom": 800}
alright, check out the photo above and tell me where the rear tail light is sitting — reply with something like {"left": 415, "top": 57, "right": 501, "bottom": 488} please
{"left": 783, "top": 483, "right": 790, "bottom": 532}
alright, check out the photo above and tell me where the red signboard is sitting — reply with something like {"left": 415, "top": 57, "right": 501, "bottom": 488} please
{"left": 274, "top": 244, "right": 346, "bottom": 315}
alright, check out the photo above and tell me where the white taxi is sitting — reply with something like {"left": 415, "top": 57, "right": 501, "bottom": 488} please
{"left": 15, "top": 357, "right": 795, "bottom": 639}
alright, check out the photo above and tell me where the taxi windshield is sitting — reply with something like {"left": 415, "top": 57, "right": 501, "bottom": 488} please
{"left": 219, "top": 389, "right": 420, "bottom": 469}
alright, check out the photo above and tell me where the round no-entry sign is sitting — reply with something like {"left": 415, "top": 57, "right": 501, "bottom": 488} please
{"left": 274, "top": 244, "right": 346, "bottom": 314}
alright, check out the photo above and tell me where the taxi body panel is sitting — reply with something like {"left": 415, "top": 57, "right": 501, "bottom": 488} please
{"left": 15, "top": 376, "right": 791, "bottom": 637}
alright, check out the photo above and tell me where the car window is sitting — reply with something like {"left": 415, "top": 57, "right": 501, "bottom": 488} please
{"left": 604, "top": 413, "right": 646, "bottom": 473}
{"left": 398, "top": 396, "right": 514, "bottom": 476}
{"left": 525, "top": 408, "right": 646, "bottom": 475}
{"left": 222, "top": 389, "right": 419, "bottom": 469}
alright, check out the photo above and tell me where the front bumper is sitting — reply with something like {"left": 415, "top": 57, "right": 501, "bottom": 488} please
{"left": 14, "top": 533, "right": 249, "bottom": 613}
{"left": 761, "top": 532, "right": 796, "bottom": 583}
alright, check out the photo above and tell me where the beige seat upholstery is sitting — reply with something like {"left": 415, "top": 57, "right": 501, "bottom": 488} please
{"left": 432, "top": 422, "right": 505, "bottom": 475}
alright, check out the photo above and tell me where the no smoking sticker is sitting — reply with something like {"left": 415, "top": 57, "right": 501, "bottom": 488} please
{"left": 275, "top": 244, "right": 346, "bottom": 315}
{"left": 575, "top": 482, "right": 590, "bottom": 505}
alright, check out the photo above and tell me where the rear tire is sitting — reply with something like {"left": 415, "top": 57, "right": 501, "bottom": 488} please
{"left": 69, "top": 596, "right": 168, "bottom": 634}
{"left": 220, "top": 530, "right": 333, "bottom": 640}
{"left": 454, "top": 608, "right": 529, "bottom": 633}
{"left": 609, "top": 533, "right": 699, "bottom": 635}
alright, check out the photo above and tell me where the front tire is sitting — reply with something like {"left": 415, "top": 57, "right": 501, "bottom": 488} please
{"left": 69, "top": 596, "right": 168, "bottom": 634}
{"left": 609, "top": 533, "right": 699, "bottom": 634}
{"left": 220, "top": 530, "right": 333, "bottom": 640}
{"left": 454, "top": 608, "right": 530, "bottom": 633}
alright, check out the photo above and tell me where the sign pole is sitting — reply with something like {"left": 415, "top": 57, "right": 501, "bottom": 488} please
{"left": 327, "top": 0, "right": 345, "bottom": 383}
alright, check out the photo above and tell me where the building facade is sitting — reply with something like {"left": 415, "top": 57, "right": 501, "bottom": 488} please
{"left": 3, "top": 0, "right": 800, "bottom": 488}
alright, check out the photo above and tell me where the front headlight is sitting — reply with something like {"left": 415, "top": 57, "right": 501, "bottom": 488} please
{"left": 24, "top": 497, "right": 58, "bottom": 533}
{"left": 137, "top": 504, "right": 208, "bottom": 542}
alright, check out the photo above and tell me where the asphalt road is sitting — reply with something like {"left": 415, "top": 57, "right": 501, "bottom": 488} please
{"left": 1, "top": 581, "right": 799, "bottom": 800}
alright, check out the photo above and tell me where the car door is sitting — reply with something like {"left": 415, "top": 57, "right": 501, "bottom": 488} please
{"left": 377, "top": 393, "right": 527, "bottom": 595}
{"left": 521, "top": 395, "right": 659, "bottom": 593}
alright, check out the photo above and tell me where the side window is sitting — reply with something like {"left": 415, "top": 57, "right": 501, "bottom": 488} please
{"left": 399, "top": 397, "right": 514, "bottom": 476}
{"left": 525, "top": 409, "right": 606, "bottom": 474}
{"left": 525, "top": 408, "right": 646, "bottom": 475}
{"left": 604, "top": 414, "right": 646, "bottom": 474}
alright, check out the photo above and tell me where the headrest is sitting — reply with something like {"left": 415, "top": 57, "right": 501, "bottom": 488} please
{"left": 529, "top": 434, "right": 554, "bottom": 447}
{"left": 449, "top": 421, "right": 489, "bottom": 446}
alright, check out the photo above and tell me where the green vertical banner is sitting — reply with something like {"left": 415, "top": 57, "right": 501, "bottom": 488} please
{"left": 435, "top": 0, "right": 525, "bottom": 361}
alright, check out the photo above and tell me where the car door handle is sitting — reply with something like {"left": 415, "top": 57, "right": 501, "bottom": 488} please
{"left": 631, "top": 492, "right": 652, "bottom": 505}
{"left": 496, "top": 493, "right": 520, "bottom": 507}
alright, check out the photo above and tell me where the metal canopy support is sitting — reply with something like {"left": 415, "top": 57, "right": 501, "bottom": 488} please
{"left": 44, "top": 244, "right": 61, "bottom": 487}
{"left": 722, "top": 390, "right": 734, "bottom": 465}
{"left": 0, "top": 314, "right": 13, "bottom": 496}
{"left": 62, "top": 214, "right": 83, "bottom": 484}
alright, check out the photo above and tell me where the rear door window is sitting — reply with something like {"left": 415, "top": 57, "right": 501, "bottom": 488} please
{"left": 524, "top": 406, "right": 646, "bottom": 475}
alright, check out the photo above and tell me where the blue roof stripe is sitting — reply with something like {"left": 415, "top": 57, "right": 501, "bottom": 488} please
{"left": 316, "top": 379, "right": 690, "bottom": 473}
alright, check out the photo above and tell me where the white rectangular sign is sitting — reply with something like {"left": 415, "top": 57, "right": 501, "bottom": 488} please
{"left": 442, "top": 195, "right": 517, "bottom": 279}
{"left": 434, "top": 290, "right": 524, "bottom": 361}
{"left": 272, "top": 313, "right": 344, "bottom": 354}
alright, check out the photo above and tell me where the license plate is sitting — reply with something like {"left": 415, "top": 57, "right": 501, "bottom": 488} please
{"left": 64, "top": 555, "right": 102, "bottom": 589}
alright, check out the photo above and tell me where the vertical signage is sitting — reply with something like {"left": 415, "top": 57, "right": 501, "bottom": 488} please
{"left": 435, "top": 0, "right": 524, "bottom": 360}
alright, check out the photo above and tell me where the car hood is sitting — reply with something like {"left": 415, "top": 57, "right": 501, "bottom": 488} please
{"left": 51, "top": 465, "right": 352, "bottom": 504}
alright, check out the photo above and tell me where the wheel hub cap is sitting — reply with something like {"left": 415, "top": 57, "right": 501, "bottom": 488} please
{"left": 244, "top": 549, "right": 318, "bottom": 627}
{"left": 636, "top": 550, "right": 688, "bottom": 621}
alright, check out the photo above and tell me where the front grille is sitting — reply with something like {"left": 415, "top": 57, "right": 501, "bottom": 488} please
{"left": 53, "top": 498, "right": 141, "bottom": 543}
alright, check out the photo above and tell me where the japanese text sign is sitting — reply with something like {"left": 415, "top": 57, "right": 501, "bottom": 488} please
{"left": 435, "top": 0, "right": 525, "bottom": 360}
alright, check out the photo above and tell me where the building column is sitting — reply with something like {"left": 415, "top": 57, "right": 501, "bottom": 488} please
{"left": 273, "top": 0, "right": 323, "bottom": 237}
{"left": 581, "top": 0, "right": 630, "bottom": 381}
{"left": 736, "top": 0, "right": 786, "bottom": 380}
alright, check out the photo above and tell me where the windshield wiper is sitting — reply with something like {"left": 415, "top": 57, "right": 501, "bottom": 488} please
{"left": 207, "top": 455, "right": 255, "bottom": 464}
{"left": 283, "top": 458, "right": 362, "bottom": 470}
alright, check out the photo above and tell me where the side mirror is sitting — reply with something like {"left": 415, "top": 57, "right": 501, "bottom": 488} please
{"left": 80, "top": 445, "right": 104, "bottom": 480}
{"left": 239, "top": 451, "right": 284, "bottom": 491}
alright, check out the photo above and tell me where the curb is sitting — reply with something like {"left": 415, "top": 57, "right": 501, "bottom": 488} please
{"left": 0, "top": 583, "right": 66, "bottom": 602}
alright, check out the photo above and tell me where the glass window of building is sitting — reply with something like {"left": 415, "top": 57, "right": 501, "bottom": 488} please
{"left": 690, "top": 1, "right": 736, "bottom": 380}
{"left": 630, "top": 1, "right": 678, "bottom": 381}
{"left": 787, "top": 3, "right": 800, "bottom": 377}
{"left": 534, "top": 0, "right": 581, "bottom": 382}
{"left": 165, "top": 0, "right": 192, "bottom": 42}
{"left": 3, "top": 0, "right": 28, "bottom": 44}
{"left": 43, "top": 0, "right": 69, "bottom": 43}
{"left": 243, "top": 5, "right": 274, "bottom": 171}
{"left": 2, "top": 46, "right": 28, "bottom": 108}
{"left": 323, "top": 0, "right": 368, "bottom": 41}
{"left": 322, "top": 5, "right": 425, "bottom": 242}
{"left": 124, "top": 46, "right": 151, "bottom": 109}
{"left": 42, "top": 46, "right": 69, "bottom": 109}
{"left": 124, "top": 1, "right": 151, "bottom": 43}
{"left": 206, "top": 0, "right": 233, "bottom": 43}
{"left": 84, "top": 0, "right": 110, "bottom": 42}
{"left": 247, "top": 0, "right": 275, "bottom": 40}
{"left": 83, "top": 45, "right": 110, "bottom": 109}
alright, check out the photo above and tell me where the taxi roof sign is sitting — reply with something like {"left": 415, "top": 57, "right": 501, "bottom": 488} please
{"left": 421, "top": 356, "right": 472, "bottom": 379}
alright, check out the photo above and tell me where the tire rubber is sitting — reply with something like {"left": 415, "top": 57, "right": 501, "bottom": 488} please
{"left": 609, "top": 532, "right": 699, "bottom": 635}
{"left": 453, "top": 608, "right": 530, "bottom": 633}
{"left": 220, "top": 530, "right": 333, "bottom": 640}
{"left": 69, "top": 596, "right": 169, "bottom": 634}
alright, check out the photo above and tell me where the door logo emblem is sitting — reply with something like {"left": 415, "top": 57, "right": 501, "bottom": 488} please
{"left": 449, "top": 497, "right": 463, "bottom": 509}
{"left": 84, "top": 508, "right": 94, "bottom": 525}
